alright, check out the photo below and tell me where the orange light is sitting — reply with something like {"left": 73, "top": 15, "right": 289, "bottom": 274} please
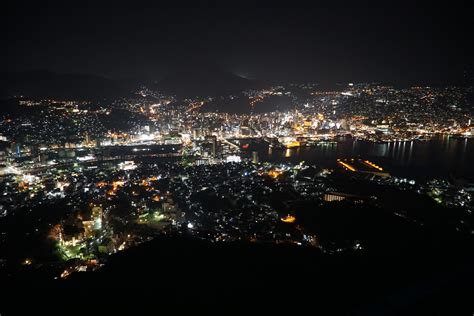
{"left": 268, "top": 170, "right": 282, "bottom": 178}
{"left": 337, "top": 161, "right": 356, "bottom": 172}
{"left": 281, "top": 215, "right": 296, "bottom": 223}
{"left": 112, "top": 180, "right": 124, "bottom": 188}
{"left": 60, "top": 269, "right": 71, "bottom": 279}
{"left": 363, "top": 160, "right": 383, "bottom": 171}
{"left": 96, "top": 181, "right": 107, "bottom": 188}
{"left": 285, "top": 141, "right": 300, "bottom": 148}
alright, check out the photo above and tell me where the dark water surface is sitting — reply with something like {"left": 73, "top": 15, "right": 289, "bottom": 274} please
{"left": 252, "top": 136, "right": 474, "bottom": 180}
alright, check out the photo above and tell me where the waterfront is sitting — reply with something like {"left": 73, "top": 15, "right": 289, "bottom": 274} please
{"left": 254, "top": 136, "right": 474, "bottom": 180}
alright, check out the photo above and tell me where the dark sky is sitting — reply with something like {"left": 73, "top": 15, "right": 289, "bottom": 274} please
{"left": 1, "top": 1, "right": 472, "bottom": 84}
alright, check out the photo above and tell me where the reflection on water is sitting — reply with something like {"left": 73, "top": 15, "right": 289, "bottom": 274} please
{"left": 257, "top": 136, "right": 474, "bottom": 179}
{"left": 408, "top": 141, "right": 413, "bottom": 165}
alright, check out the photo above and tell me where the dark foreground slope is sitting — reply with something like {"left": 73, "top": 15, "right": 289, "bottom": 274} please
{"left": 5, "top": 233, "right": 474, "bottom": 315}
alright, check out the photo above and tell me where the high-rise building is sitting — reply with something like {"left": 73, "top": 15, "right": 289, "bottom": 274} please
{"left": 205, "top": 135, "right": 217, "bottom": 157}
{"left": 0, "top": 142, "right": 8, "bottom": 166}
{"left": 252, "top": 151, "right": 259, "bottom": 164}
{"left": 193, "top": 128, "right": 203, "bottom": 139}
{"left": 84, "top": 131, "right": 90, "bottom": 144}
{"left": 11, "top": 142, "right": 21, "bottom": 157}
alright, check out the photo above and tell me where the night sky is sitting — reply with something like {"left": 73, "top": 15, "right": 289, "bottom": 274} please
{"left": 2, "top": 1, "right": 472, "bottom": 84}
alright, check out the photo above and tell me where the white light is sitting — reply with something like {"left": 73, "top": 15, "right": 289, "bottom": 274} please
{"left": 77, "top": 155, "right": 95, "bottom": 161}
{"left": 22, "top": 174, "right": 38, "bottom": 183}
{"left": 187, "top": 223, "right": 194, "bottom": 229}
{"left": 226, "top": 155, "right": 241, "bottom": 163}
{"left": 118, "top": 161, "right": 137, "bottom": 170}
{"left": 139, "top": 134, "right": 153, "bottom": 141}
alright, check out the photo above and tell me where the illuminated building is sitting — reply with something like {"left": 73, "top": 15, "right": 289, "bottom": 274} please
{"left": 226, "top": 155, "right": 242, "bottom": 163}
{"left": 252, "top": 151, "right": 259, "bottom": 164}
{"left": 204, "top": 135, "right": 217, "bottom": 157}
{"left": 118, "top": 161, "right": 137, "bottom": 170}
{"left": 324, "top": 192, "right": 364, "bottom": 203}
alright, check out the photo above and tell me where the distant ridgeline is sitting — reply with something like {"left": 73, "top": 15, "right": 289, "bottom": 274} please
{"left": 0, "top": 70, "right": 133, "bottom": 100}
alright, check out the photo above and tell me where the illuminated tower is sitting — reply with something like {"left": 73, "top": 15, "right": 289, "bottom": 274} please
{"left": 84, "top": 131, "right": 90, "bottom": 144}
{"left": 252, "top": 151, "right": 259, "bottom": 164}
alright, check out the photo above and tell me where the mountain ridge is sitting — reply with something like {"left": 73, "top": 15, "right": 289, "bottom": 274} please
{"left": 0, "top": 70, "right": 133, "bottom": 100}
{"left": 154, "top": 65, "right": 264, "bottom": 98}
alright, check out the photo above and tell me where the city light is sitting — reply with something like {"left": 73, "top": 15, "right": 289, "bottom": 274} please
{"left": 1, "top": 4, "right": 472, "bottom": 311}
{"left": 337, "top": 160, "right": 356, "bottom": 172}
{"left": 281, "top": 215, "right": 296, "bottom": 223}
